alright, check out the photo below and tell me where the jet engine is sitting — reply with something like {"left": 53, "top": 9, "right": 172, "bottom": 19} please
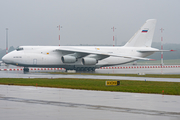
{"left": 82, "top": 58, "right": 98, "bottom": 65}
{"left": 61, "top": 55, "right": 77, "bottom": 63}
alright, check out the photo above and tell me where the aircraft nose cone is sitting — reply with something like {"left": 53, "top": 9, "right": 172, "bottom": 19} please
{"left": 2, "top": 54, "right": 11, "bottom": 64}
{"left": 2, "top": 55, "right": 7, "bottom": 63}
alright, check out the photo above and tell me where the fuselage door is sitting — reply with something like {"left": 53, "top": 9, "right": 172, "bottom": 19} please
{"left": 33, "top": 59, "right": 37, "bottom": 65}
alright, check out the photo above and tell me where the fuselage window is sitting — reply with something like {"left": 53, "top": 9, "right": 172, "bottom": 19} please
{"left": 16, "top": 47, "right": 24, "bottom": 51}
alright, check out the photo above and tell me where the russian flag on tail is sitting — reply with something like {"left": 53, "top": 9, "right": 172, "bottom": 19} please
{"left": 142, "top": 30, "right": 148, "bottom": 33}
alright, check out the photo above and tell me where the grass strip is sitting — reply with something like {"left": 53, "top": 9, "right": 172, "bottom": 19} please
{"left": 0, "top": 78, "right": 180, "bottom": 95}
{"left": 48, "top": 72, "right": 180, "bottom": 78}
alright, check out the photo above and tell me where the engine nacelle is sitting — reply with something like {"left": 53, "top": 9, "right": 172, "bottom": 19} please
{"left": 61, "top": 55, "right": 77, "bottom": 63}
{"left": 82, "top": 58, "right": 98, "bottom": 65}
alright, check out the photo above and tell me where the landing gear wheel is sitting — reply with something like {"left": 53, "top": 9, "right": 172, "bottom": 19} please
{"left": 76, "top": 67, "right": 80, "bottom": 72}
{"left": 84, "top": 67, "right": 88, "bottom": 72}
{"left": 23, "top": 67, "right": 29, "bottom": 73}
{"left": 88, "top": 67, "right": 91, "bottom": 71}
{"left": 91, "top": 67, "right": 95, "bottom": 71}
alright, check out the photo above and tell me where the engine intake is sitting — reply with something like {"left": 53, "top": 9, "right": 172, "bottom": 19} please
{"left": 61, "top": 55, "right": 77, "bottom": 63}
{"left": 82, "top": 58, "right": 98, "bottom": 65}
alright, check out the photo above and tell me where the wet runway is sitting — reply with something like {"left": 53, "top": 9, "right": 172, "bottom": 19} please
{"left": 0, "top": 70, "right": 180, "bottom": 82}
{"left": 0, "top": 85, "right": 180, "bottom": 120}
{"left": 1, "top": 65, "right": 180, "bottom": 75}
{"left": 1, "top": 66, "right": 180, "bottom": 120}
{"left": 96, "top": 66, "right": 180, "bottom": 74}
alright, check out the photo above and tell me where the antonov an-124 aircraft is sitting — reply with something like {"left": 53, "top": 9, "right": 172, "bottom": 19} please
{"left": 2, "top": 19, "right": 173, "bottom": 72}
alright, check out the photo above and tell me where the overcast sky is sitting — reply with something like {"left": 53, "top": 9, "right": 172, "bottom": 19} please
{"left": 0, "top": 0, "right": 179, "bottom": 49}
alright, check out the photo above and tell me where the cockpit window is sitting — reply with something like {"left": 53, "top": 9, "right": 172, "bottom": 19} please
{"left": 16, "top": 47, "right": 24, "bottom": 51}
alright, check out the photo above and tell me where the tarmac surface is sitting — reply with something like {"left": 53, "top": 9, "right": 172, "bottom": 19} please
{"left": 1, "top": 65, "right": 180, "bottom": 74}
{"left": 96, "top": 66, "right": 180, "bottom": 74}
{"left": 1, "top": 66, "right": 180, "bottom": 120}
{"left": 0, "top": 85, "right": 180, "bottom": 120}
{"left": 0, "top": 70, "right": 180, "bottom": 82}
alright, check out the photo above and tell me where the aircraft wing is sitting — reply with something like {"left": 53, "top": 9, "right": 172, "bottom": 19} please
{"left": 138, "top": 49, "right": 175, "bottom": 52}
{"left": 56, "top": 47, "right": 154, "bottom": 60}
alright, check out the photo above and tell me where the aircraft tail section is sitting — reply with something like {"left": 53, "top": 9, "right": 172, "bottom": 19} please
{"left": 124, "top": 19, "right": 157, "bottom": 47}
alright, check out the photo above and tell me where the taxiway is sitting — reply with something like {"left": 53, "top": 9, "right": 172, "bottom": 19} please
{"left": 0, "top": 85, "right": 180, "bottom": 120}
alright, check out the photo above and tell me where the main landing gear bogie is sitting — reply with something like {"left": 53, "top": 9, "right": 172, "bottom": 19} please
{"left": 75, "top": 67, "right": 95, "bottom": 72}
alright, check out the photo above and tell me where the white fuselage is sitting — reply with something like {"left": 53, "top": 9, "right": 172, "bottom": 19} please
{"left": 2, "top": 19, "right": 159, "bottom": 71}
{"left": 2, "top": 46, "right": 155, "bottom": 69}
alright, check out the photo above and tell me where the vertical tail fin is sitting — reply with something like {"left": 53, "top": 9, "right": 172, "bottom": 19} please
{"left": 124, "top": 19, "right": 157, "bottom": 47}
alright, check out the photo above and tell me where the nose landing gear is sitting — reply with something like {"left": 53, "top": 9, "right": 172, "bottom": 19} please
{"left": 23, "top": 67, "right": 29, "bottom": 73}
